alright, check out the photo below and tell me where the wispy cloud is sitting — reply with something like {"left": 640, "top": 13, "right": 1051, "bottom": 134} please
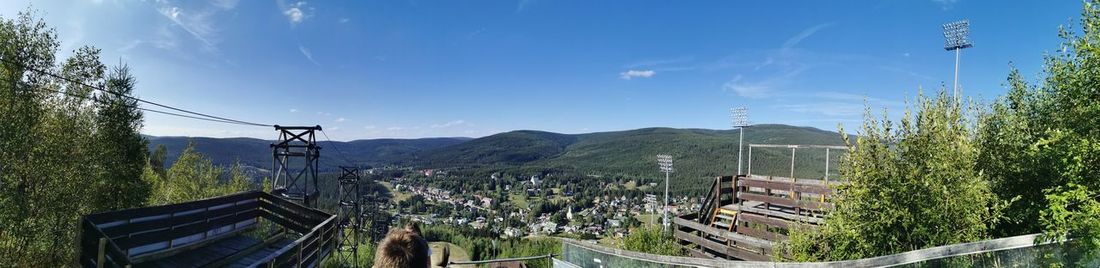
{"left": 335, "top": 117, "right": 346, "bottom": 122}
{"left": 289, "top": 108, "right": 298, "bottom": 113}
{"left": 299, "top": 45, "right": 319, "bottom": 65}
{"left": 932, "top": 0, "right": 958, "bottom": 10}
{"left": 515, "top": 0, "right": 535, "bottom": 13}
{"left": 466, "top": 28, "right": 487, "bottom": 39}
{"left": 339, "top": 18, "right": 350, "bottom": 23}
{"left": 783, "top": 23, "right": 834, "bottom": 49}
{"left": 619, "top": 70, "right": 656, "bottom": 80}
{"left": 280, "top": 1, "right": 313, "bottom": 25}
{"left": 153, "top": 0, "right": 237, "bottom": 51}
{"left": 431, "top": 120, "right": 467, "bottom": 128}
{"left": 626, "top": 56, "right": 695, "bottom": 69}
{"left": 723, "top": 65, "right": 808, "bottom": 99}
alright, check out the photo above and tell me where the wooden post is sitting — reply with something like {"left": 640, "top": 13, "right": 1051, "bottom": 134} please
{"left": 97, "top": 237, "right": 107, "bottom": 268}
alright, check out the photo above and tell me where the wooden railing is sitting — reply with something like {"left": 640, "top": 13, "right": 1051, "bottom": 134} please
{"left": 675, "top": 175, "right": 842, "bottom": 261}
{"left": 79, "top": 191, "right": 337, "bottom": 268}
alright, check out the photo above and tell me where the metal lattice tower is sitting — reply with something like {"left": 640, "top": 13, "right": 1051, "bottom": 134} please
{"left": 271, "top": 125, "right": 322, "bottom": 208}
{"left": 337, "top": 166, "right": 362, "bottom": 266}
{"left": 361, "top": 192, "right": 390, "bottom": 243}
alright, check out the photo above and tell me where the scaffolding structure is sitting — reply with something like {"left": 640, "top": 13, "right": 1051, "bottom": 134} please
{"left": 271, "top": 125, "right": 322, "bottom": 208}
{"left": 336, "top": 166, "right": 362, "bottom": 266}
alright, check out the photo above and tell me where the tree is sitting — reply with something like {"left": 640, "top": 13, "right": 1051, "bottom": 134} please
{"left": 782, "top": 90, "right": 1002, "bottom": 261}
{"left": 621, "top": 227, "right": 683, "bottom": 256}
{"left": 0, "top": 9, "right": 151, "bottom": 265}
{"left": 146, "top": 142, "right": 253, "bottom": 205}
{"left": 93, "top": 63, "right": 150, "bottom": 211}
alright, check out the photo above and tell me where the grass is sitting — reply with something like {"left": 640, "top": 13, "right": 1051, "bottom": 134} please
{"left": 623, "top": 180, "right": 638, "bottom": 190}
{"left": 380, "top": 181, "right": 413, "bottom": 203}
{"left": 430, "top": 242, "right": 471, "bottom": 268}
{"left": 508, "top": 192, "right": 529, "bottom": 209}
{"left": 633, "top": 213, "right": 661, "bottom": 228}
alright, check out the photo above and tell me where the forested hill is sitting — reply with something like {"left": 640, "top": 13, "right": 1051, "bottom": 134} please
{"left": 148, "top": 124, "right": 846, "bottom": 184}
{"left": 145, "top": 136, "right": 473, "bottom": 170}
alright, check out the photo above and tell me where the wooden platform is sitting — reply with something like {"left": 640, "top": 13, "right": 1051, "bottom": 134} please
{"left": 137, "top": 235, "right": 293, "bottom": 268}
{"left": 674, "top": 175, "right": 839, "bottom": 261}
{"left": 79, "top": 191, "right": 339, "bottom": 268}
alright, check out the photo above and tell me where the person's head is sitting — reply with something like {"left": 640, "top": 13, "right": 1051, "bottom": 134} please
{"left": 373, "top": 222, "right": 430, "bottom": 268}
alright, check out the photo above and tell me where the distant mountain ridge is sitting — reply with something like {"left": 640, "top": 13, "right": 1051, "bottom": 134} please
{"left": 146, "top": 124, "right": 847, "bottom": 189}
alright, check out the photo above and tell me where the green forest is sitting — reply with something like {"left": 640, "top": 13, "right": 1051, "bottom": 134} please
{"left": 5, "top": 0, "right": 1100, "bottom": 266}
{"left": 777, "top": 1, "right": 1100, "bottom": 265}
{"left": 0, "top": 9, "right": 263, "bottom": 265}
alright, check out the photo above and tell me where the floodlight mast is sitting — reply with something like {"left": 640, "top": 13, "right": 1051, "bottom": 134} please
{"left": 943, "top": 19, "right": 973, "bottom": 104}
{"left": 732, "top": 107, "right": 750, "bottom": 175}
{"left": 657, "top": 154, "right": 674, "bottom": 231}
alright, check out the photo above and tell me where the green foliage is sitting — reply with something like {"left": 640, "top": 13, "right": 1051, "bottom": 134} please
{"left": 621, "top": 226, "right": 685, "bottom": 257}
{"left": 145, "top": 141, "right": 255, "bottom": 205}
{"left": 973, "top": 0, "right": 1100, "bottom": 260}
{"left": 419, "top": 225, "right": 560, "bottom": 268}
{"left": 0, "top": 9, "right": 150, "bottom": 265}
{"left": 321, "top": 241, "right": 377, "bottom": 268}
{"left": 782, "top": 91, "right": 1002, "bottom": 261}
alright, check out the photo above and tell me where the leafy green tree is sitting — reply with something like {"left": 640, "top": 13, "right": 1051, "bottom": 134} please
{"left": 0, "top": 9, "right": 151, "bottom": 265}
{"left": 974, "top": 1, "right": 1100, "bottom": 260}
{"left": 146, "top": 141, "right": 253, "bottom": 205}
{"left": 782, "top": 90, "right": 1002, "bottom": 261}
{"left": 621, "top": 227, "right": 684, "bottom": 256}
{"left": 150, "top": 144, "right": 169, "bottom": 176}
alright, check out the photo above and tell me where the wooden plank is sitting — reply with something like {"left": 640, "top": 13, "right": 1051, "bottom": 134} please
{"left": 260, "top": 212, "right": 312, "bottom": 234}
{"left": 116, "top": 210, "right": 261, "bottom": 249}
{"left": 102, "top": 201, "right": 258, "bottom": 238}
{"left": 86, "top": 191, "right": 261, "bottom": 223}
{"left": 260, "top": 194, "right": 327, "bottom": 221}
{"left": 738, "top": 212, "right": 791, "bottom": 229}
{"left": 740, "top": 205, "right": 825, "bottom": 224}
{"left": 258, "top": 201, "right": 317, "bottom": 228}
{"left": 738, "top": 192, "right": 832, "bottom": 211}
{"left": 673, "top": 230, "right": 770, "bottom": 261}
{"left": 672, "top": 216, "right": 774, "bottom": 249}
{"left": 738, "top": 192, "right": 797, "bottom": 208}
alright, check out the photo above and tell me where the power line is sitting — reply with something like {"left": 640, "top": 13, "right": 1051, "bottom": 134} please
{"left": 0, "top": 57, "right": 272, "bottom": 127}
{"left": 320, "top": 129, "right": 356, "bottom": 167}
{"left": 2, "top": 77, "right": 263, "bottom": 127}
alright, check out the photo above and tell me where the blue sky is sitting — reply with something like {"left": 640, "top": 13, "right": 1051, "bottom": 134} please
{"left": 0, "top": 0, "right": 1081, "bottom": 140}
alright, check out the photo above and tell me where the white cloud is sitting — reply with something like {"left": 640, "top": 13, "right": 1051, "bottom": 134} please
{"left": 153, "top": 0, "right": 237, "bottom": 51}
{"left": 783, "top": 23, "right": 834, "bottom": 49}
{"left": 282, "top": 1, "right": 312, "bottom": 25}
{"left": 932, "top": 0, "right": 958, "bottom": 10}
{"left": 431, "top": 120, "right": 466, "bottom": 128}
{"left": 335, "top": 117, "right": 346, "bottom": 122}
{"left": 298, "top": 45, "right": 319, "bottom": 65}
{"left": 339, "top": 18, "right": 350, "bottom": 23}
{"left": 363, "top": 125, "right": 376, "bottom": 130}
{"left": 722, "top": 66, "right": 807, "bottom": 99}
{"left": 289, "top": 108, "right": 298, "bottom": 113}
{"left": 515, "top": 0, "right": 535, "bottom": 13}
{"left": 212, "top": 0, "right": 240, "bottom": 10}
{"left": 386, "top": 127, "right": 404, "bottom": 131}
{"left": 619, "top": 70, "right": 656, "bottom": 80}
{"left": 316, "top": 111, "right": 331, "bottom": 116}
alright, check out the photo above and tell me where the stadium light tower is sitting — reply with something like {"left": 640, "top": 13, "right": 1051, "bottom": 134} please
{"left": 943, "top": 19, "right": 973, "bottom": 104}
{"left": 657, "top": 154, "right": 674, "bottom": 231}
{"left": 732, "top": 107, "right": 750, "bottom": 175}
